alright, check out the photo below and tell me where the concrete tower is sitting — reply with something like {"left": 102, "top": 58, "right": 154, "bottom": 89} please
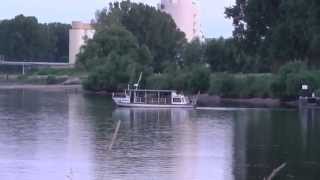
{"left": 159, "top": 0, "right": 202, "bottom": 41}
{"left": 69, "top": 21, "right": 95, "bottom": 65}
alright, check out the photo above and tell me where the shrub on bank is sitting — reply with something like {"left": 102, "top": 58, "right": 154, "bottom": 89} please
{"left": 208, "top": 62, "right": 320, "bottom": 100}
{"left": 270, "top": 62, "right": 319, "bottom": 100}
{"left": 31, "top": 68, "right": 80, "bottom": 76}
{"left": 145, "top": 66, "right": 210, "bottom": 94}
{"left": 209, "top": 73, "right": 273, "bottom": 98}
{"left": 46, "top": 75, "right": 58, "bottom": 84}
{"left": 209, "top": 73, "right": 238, "bottom": 98}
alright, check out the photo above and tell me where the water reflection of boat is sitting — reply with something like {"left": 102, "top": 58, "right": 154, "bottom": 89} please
{"left": 112, "top": 108, "right": 192, "bottom": 123}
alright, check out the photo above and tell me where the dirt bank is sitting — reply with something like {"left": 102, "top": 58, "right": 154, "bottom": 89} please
{"left": 197, "top": 94, "right": 297, "bottom": 108}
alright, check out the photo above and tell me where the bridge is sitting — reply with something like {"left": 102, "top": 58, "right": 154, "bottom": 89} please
{"left": 0, "top": 55, "right": 73, "bottom": 74}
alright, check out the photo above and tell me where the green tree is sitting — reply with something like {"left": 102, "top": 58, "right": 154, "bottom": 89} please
{"left": 95, "top": 0, "right": 186, "bottom": 72}
{"left": 0, "top": 15, "right": 70, "bottom": 61}
{"left": 79, "top": 25, "right": 153, "bottom": 91}
{"left": 225, "top": 0, "right": 320, "bottom": 70}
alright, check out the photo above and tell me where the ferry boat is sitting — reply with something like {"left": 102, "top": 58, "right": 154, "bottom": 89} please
{"left": 112, "top": 89, "right": 197, "bottom": 108}
{"left": 112, "top": 73, "right": 197, "bottom": 108}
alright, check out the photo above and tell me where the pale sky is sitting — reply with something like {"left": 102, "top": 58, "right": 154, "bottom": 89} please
{"left": 0, "top": 0, "right": 235, "bottom": 38}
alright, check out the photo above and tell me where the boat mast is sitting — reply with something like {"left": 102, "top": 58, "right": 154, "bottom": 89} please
{"left": 134, "top": 72, "right": 143, "bottom": 90}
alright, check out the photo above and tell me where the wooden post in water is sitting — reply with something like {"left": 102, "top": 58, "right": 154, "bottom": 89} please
{"left": 108, "top": 120, "right": 121, "bottom": 151}
{"left": 264, "top": 163, "right": 287, "bottom": 180}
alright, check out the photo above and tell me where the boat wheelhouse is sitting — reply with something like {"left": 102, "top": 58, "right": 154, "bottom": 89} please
{"left": 112, "top": 89, "right": 196, "bottom": 108}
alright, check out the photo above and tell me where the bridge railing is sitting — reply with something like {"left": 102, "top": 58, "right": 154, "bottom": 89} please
{"left": 0, "top": 55, "right": 68, "bottom": 63}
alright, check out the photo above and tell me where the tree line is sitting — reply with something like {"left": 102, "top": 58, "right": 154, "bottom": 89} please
{"left": 78, "top": 1, "right": 210, "bottom": 93}
{"left": 78, "top": 0, "right": 320, "bottom": 96}
{"left": 3, "top": 0, "right": 320, "bottom": 98}
{"left": 0, "top": 15, "right": 70, "bottom": 62}
{"left": 225, "top": 0, "right": 320, "bottom": 71}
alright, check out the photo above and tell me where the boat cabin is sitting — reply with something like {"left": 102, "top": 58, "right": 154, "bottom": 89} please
{"left": 112, "top": 89, "right": 192, "bottom": 106}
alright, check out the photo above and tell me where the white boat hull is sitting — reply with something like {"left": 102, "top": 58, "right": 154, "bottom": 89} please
{"left": 112, "top": 89, "right": 197, "bottom": 109}
{"left": 114, "top": 102, "right": 195, "bottom": 108}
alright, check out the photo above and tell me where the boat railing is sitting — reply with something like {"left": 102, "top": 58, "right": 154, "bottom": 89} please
{"left": 144, "top": 97, "right": 171, "bottom": 105}
{"left": 135, "top": 97, "right": 145, "bottom": 103}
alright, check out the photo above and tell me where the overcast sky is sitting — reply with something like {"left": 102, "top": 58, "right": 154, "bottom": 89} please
{"left": 0, "top": 0, "right": 235, "bottom": 38}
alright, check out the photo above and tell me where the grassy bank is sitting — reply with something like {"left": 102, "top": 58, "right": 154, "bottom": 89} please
{"left": 209, "top": 63, "right": 320, "bottom": 101}
{"left": 0, "top": 68, "right": 87, "bottom": 85}
{"left": 29, "top": 68, "right": 86, "bottom": 77}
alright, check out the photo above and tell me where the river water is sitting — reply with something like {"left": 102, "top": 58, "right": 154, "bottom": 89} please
{"left": 0, "top": 89, "right": 319, "bottom": 180}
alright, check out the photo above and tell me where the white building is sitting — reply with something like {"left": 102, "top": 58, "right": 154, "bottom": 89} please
{"left": 69, "top": 21, "right": 95, "bottom": 65}
{"left": 159, "top": 0, "right": 203, "bottom": 41}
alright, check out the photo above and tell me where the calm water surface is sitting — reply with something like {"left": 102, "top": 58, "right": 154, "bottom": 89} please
{"left": 0, "top": 90, "right": 319, "bottom": 180}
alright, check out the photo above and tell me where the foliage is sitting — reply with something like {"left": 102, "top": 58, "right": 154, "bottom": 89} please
{"left": 95, "top": 1, "right": 186, "bottom": 72}
{"left": 271, "top": 62, "right": 319, "bottom": 100}
{"left": 46, "top": 75, "right": 58, "bottom": 85}
{"left": 79, "top": 0, "right": 320, "bottom": 96}
{"left": 80, "top": 25, "right": 153, "bottom": 91}
{"left": 209, "top": 73, "right": 239, "bottom": 98}
{"left": 225, "top": 0, "right": 320, "bottom": 70}
{"left": 31, "top": 68, "right": 81, "bottom": 76}
{"left": 209, "top": 73, "right": 274, "bottom": 98}
{"left": 145, "top": 66, "right": 210, "bottom": 94}
{"left": 0, "top": 15, "right": 70, "bottom": 61}
{"left": 187, "top": 66, "right": 210, "bottom": 93}
{"left": 80, "top": 1, "right": 212, "bottom": 92}
{"left": 182, "top": 39, "right": 205, "bottom": 67}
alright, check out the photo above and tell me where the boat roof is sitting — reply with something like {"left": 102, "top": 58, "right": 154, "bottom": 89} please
{"left": 127, "top": 89, "right": 176, "bottom": 93}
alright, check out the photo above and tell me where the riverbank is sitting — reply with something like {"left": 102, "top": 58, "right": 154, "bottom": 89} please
{"left": 0, "top": 84, "right": 83, "bottom": 92}
{"left": 197, "top": 94, "right": 297, "bottom": 108}
{"left": 0, "top": 82, "right": 297, "bottom": 108}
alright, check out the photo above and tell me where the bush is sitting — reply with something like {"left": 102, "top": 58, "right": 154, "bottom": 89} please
{"left": 239, "top": 74, "right": 273, "bottom": 98}
{"left": 209, "top": 73, "right": 239, "bottom": 98}
{"left": 46, "top": 75, "right": 58, "bottom": 84}
{"left": 278, "top": 61, "right": 307, "bottom": 76}
{"left": 187, "top": 66, "right": 210, "bottom": 93}
{"left": 145, "top": 66, "right": 210, "bottom": 93}
{"left": 209, "top": 73, "right": 274, "bottom": 98}
{"left": 270, "top": 61, "right": 319, "bottom": 100}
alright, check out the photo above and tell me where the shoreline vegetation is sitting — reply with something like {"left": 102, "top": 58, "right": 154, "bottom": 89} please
{"left": 76, "top": 1, "right": 320, "bottom": 103}
{"left": 0, "top": 81, "right": 294, "bottom": 108}
{"left": 0, "top": 72, "right": 298, "bottom": 108}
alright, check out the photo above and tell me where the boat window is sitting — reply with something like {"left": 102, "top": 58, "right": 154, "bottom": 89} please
{"left": 173, "top": 98, "right": 182, "bottom": 103}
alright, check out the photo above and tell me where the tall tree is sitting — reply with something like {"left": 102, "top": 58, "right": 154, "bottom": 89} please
{"left": 79, "top": 25, "right": 153, "bottom": 91}
{"left": 225, "top": 0, "right": 320, "bottom": 70}
{"left": 0, "top": 15, "right": 70, "bottom": 62}
{"left": 94, "top": 0, "right": 186, "bottom": 72}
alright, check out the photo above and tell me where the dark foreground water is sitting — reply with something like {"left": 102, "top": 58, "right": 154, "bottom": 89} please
{"left": 0, "top": 90, "right": 319, "bottom": 180}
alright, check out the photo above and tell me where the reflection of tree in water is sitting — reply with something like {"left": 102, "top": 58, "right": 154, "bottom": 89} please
{"left": 236, "top": 108, "right": 320, "bottom": 180}
{"left": 298, "top": 108, "right": 320, "bottom": 177}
